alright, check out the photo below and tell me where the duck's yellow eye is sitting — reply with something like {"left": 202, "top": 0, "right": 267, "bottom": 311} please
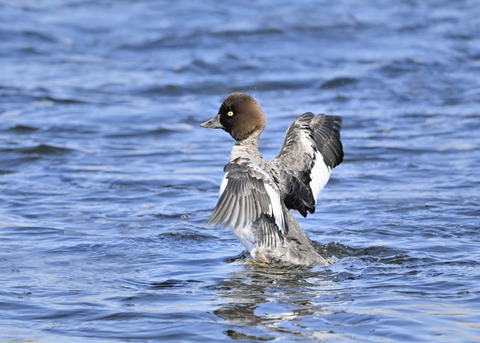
{"left": 227, "top": 111, "right": 234, "bottom": 117}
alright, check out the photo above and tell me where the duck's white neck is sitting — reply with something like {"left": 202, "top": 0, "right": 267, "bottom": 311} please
{"left": 229, "top": 132, "right": 263, "bottom": 164}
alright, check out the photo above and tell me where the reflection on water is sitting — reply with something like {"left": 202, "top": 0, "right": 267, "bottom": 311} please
{"left": 215, "top": 265, "right": 330, "bottom": 341}
{"left": 213, "top": 253, "right": 361, "bottom": 342}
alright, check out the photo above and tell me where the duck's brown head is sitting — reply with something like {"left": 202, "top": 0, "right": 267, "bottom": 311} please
{"left": 201, "top": 93, "right": 266, "bottom": 141}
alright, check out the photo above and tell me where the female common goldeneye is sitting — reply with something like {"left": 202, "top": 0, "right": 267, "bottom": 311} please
{"left": 201, "top": 93, "right": 343, "bottom": 266}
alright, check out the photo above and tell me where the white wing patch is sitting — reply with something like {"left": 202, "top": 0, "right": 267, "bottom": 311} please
{"left": 219, "top": 171, "right": 229, "bottom": 195}
{"left": 297, "top": 131, "right": 332, "bottom": 203}
{"left": 264, "top": 182, "right": 285, "bottom": 233}
{"left": 309, "top": 151, "right": 332, "bottom": 205}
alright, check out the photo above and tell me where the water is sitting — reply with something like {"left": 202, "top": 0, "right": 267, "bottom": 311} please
{"left": 1, "top": 0, "right": 480, "bottom": 341}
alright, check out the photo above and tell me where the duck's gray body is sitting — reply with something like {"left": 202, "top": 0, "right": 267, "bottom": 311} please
{"left": 201, "top": 93, "right": 343, "bottom": 266}
{"left": 245, "top": 204, "right": 328, "bottom": 265}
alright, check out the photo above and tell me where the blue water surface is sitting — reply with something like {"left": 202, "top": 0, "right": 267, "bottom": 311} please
{"left": 1, "top": 0, "right": 480, "bottom": 342}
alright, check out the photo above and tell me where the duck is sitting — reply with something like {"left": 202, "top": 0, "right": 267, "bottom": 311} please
{"left": 201, "top": 93, "right": 343, "bottom": 266}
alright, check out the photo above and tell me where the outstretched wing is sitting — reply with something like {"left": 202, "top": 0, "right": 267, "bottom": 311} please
{"left": 268, "top": 113, "right": 343, "bottom": 217}
{"left": 205, "top": 159, "right": 286, "bottom": 239}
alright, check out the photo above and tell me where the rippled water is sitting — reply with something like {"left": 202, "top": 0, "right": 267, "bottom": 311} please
{"left": 1, "top": 0, "right": 480, "bottom": 342}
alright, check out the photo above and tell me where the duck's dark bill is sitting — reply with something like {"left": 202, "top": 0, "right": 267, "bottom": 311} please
{"left": 201, "top": 115, "right": 223, "bottom": 129}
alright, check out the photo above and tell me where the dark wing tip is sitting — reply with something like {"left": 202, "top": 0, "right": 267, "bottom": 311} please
{"left": 312, "top": 114, "right": 344, "bottom": 169}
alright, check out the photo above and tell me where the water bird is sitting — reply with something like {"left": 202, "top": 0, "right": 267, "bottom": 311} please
{"left": 201, "top": 93, "right": 343, "bottom": 265}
